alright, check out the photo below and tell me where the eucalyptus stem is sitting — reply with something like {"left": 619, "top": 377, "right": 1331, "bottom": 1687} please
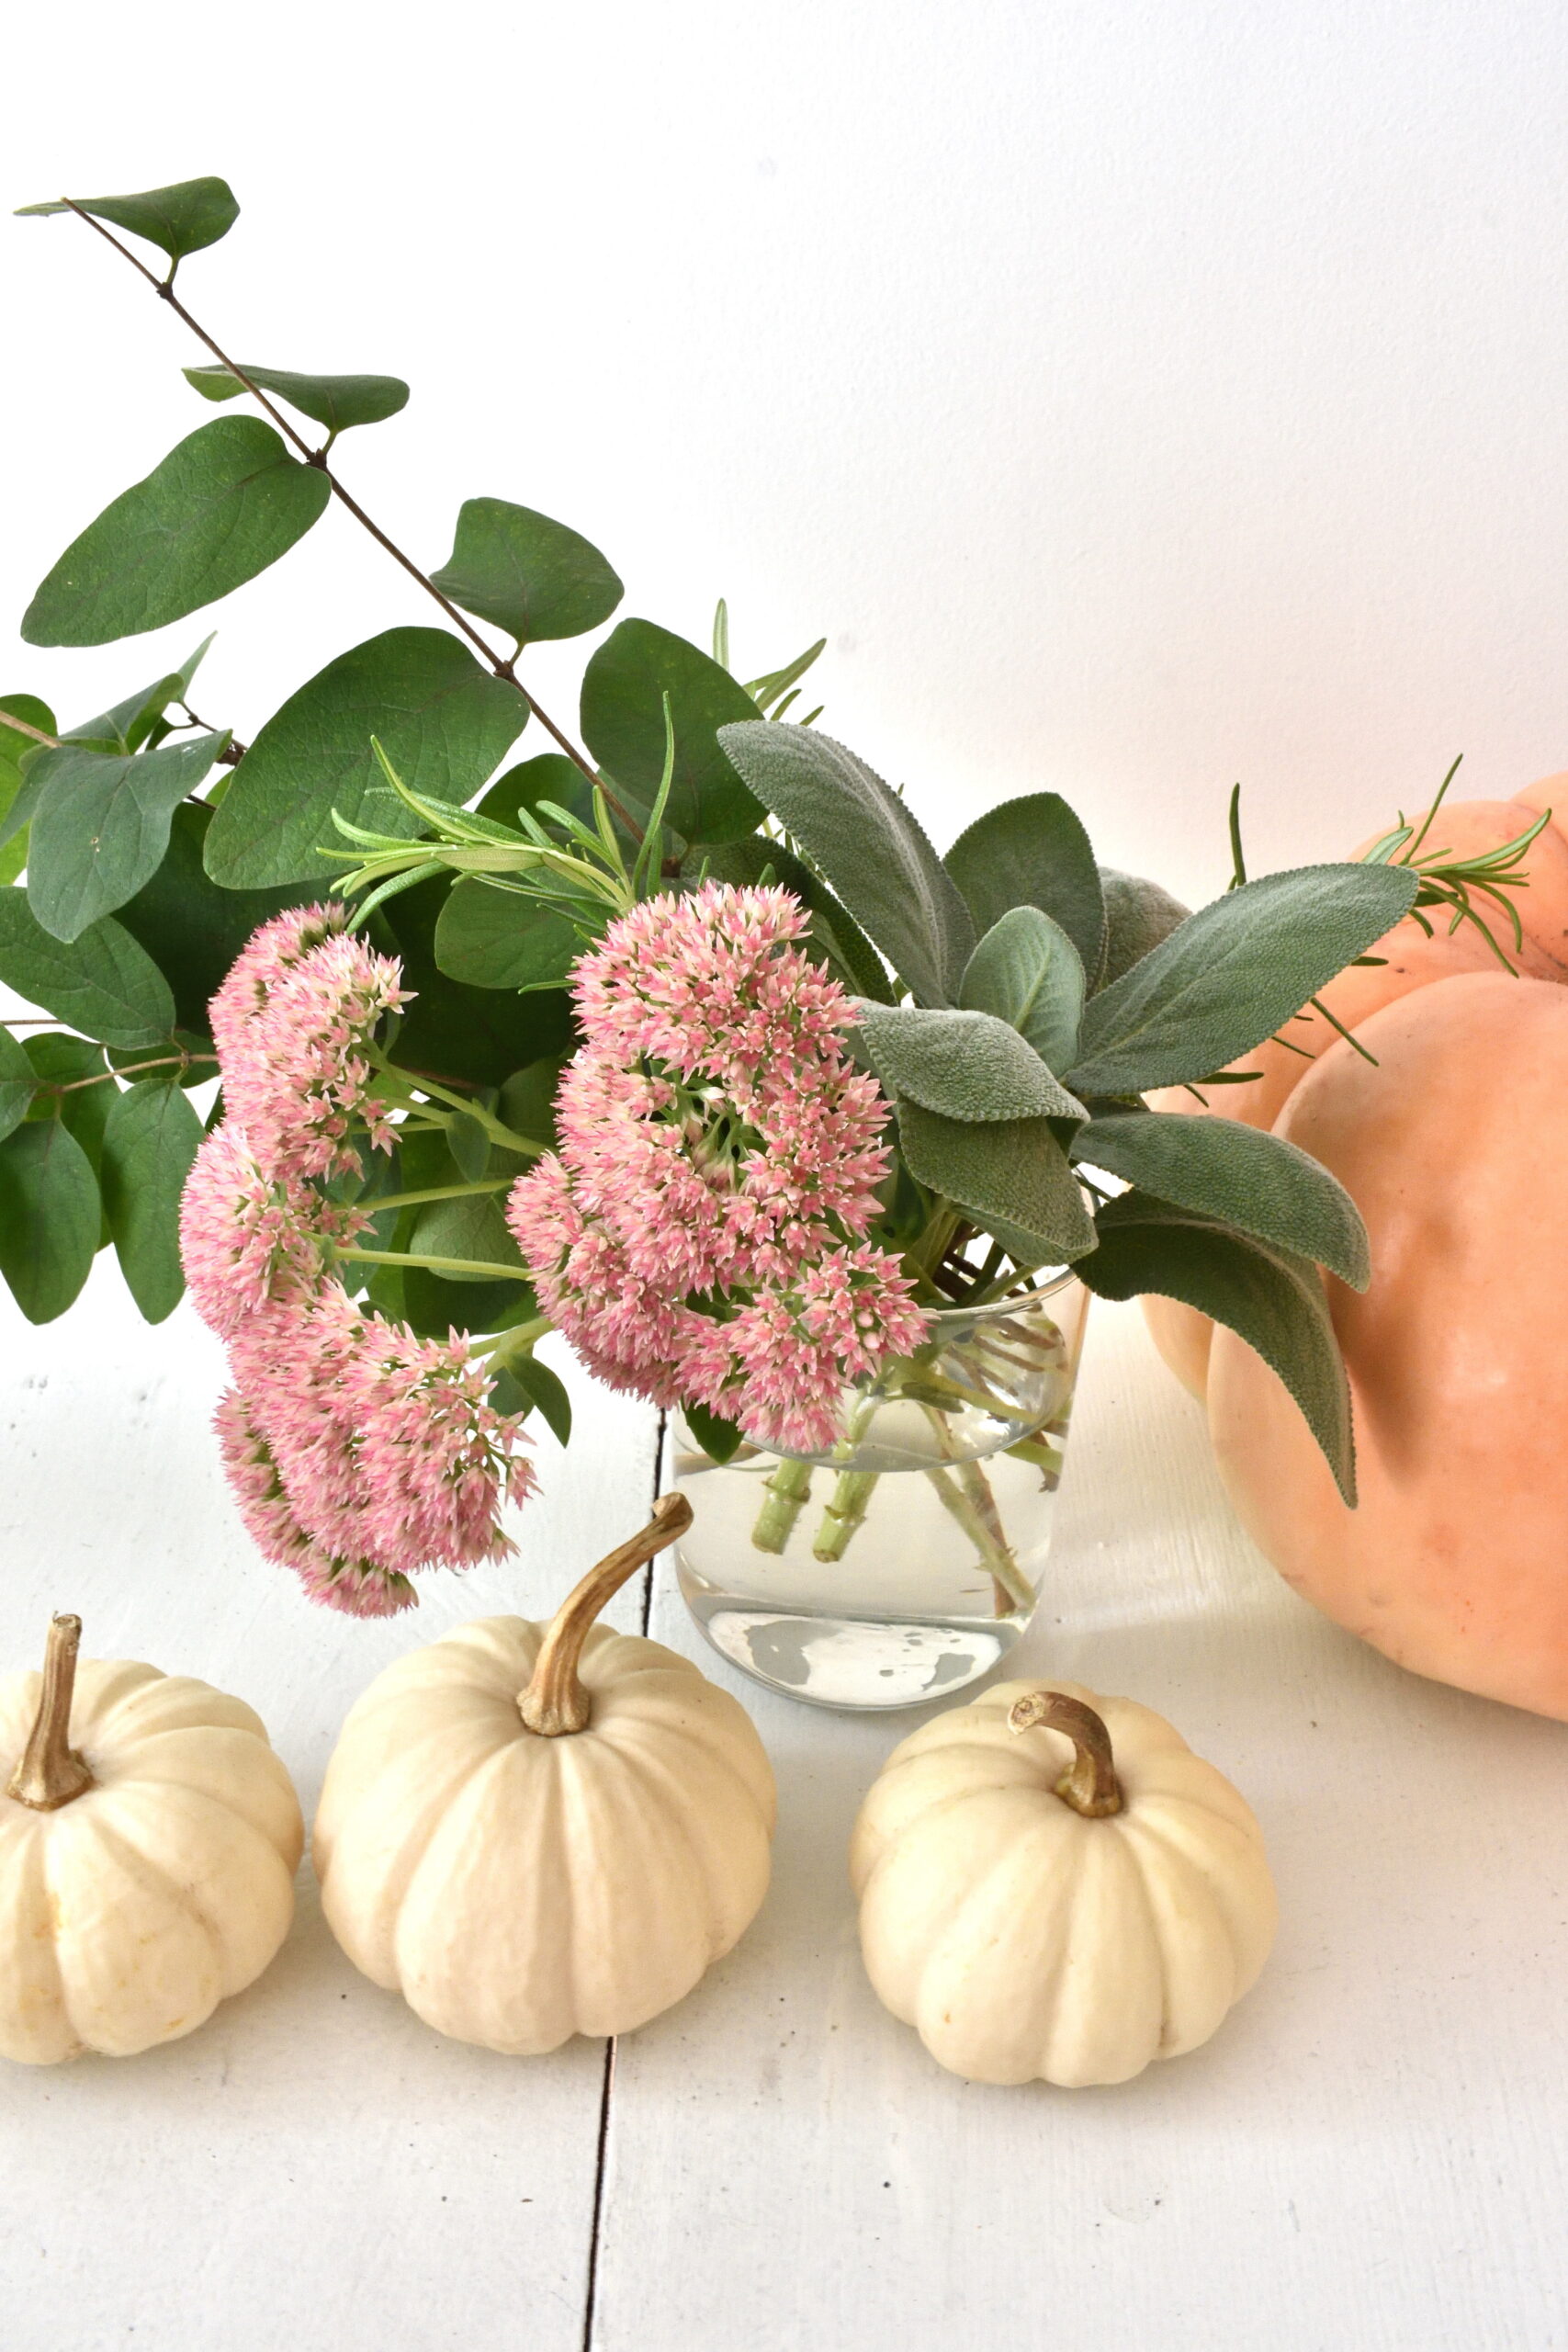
{"left": 924, "top": 1462, "right": 1033, "bottom": 1615}
{"left": 56, "top": 196, "right": 640, "bottom": 837}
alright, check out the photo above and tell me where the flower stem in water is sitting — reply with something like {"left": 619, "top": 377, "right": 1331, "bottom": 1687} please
{"left": 812, "top": 1470, "right": 882, "bottom": 1562}
{"left": 750, "top": 1456, "right": 815, "bottom": 1553}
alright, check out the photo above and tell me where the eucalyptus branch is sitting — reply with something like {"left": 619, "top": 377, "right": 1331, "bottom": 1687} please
{"left": 42, "top": 1052, "right": 216, "bottom": 1093}
{"left": 54, "top": 196, "right": 626, "bottom": 820}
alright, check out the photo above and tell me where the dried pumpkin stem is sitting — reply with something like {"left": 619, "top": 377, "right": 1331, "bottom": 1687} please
{"left": 6, "top": 1614, "right": 96, "bottom": 1812}
{"left": 519, "top": 1493, "right": 694, "bottom": 1737}
{"left": 1007, "top": 1690, "right": 1122, "bottom": 1817}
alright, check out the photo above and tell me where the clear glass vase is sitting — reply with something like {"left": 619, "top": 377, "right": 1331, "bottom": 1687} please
{"left": 669, "top": 1276, "right": 1089, "bottom": 1712}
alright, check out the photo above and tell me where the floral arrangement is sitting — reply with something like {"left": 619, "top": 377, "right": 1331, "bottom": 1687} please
{"left": 2, "top": 176, "right": 1542, "bottom": 1616}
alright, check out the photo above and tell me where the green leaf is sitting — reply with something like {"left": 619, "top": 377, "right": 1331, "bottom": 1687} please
{"left": 493, "top": 1353, "right": 572, "bottom": 1446}
{"left": 1097, "top": 868, "right": 1191, "bottom": 988}
{"left": 1066, "top": 864, "right": 1419, "bottom": 1097}
{"left": 497, "top": 1057, "right": 566, "bottom": 1151}
{"left": 959, "top": 907, "right": 1085, "bottom": 1072}
{"left": 682, "top": 1398, "right": 743, "bottom": 1464}
{"left": 431, "top": 498, "right": 622, "bottom": 647}
{"left": 583, "top": 621, "right": 762, "bottom": 844}
{"left": 205, "top": 628, "right": 527, "bottom": 886}
{"left": 117, "top": 803, "right": 319, "bottom": 1035}
{"left": 401, "top": 1265, "right": 533, "bottom": 1340}
{"left": 478, "top": 753, "right": 594, "bottom": 831}
{"left": 409, "top": 1190, "right": 526, "bottom": 1282}
{"left": 22, "top": 732, "right": 228, "bottom": 942}
{"left": 23, "top": 419, "right": 332, "bottom": 649}
{"left": 0, "top": 1027, "right": 37, "bottom": 1142}
{"left": 897, "top": 1099, "right": 1096, "bottom": 1261}
{"left": 24, "top": 1035, "right": 118, "bottom": 1174}
{"left": 857, "top": 1003, "right": 1085, "bottom": 1125}
{"left": 382, "top": 874, "right": 573, "bottom": 1088}
{"left": 691, "top": 835, "right": 892, "bottom": 1002}
{"left": 99, "top": 1079, "right": 202, "bottom": 1321}
{"left": 945, "top": 794, "right": 1106, "bottom": 978}
{"left": 1075, "top": 1112, "right": 1370, "bottom": 1288}
{"left": 0, "top": 1120, "right": 101, "bottom": 1322}
{"left": 1077, "top": 1193, "right": 1355, "bottom": 1500}
{"left": 17, "top": 177, "right": 239, "bottom": 263}
{"left": 446, "top": 1111, "right": 492, "bottom": 1182}
{"left": 0, "top": 695, "right": 57, "bottom": 887}
{"left": 718, "top": 724, "right": 975, "bottom": 1005}
{"left": 434, "top": 880, "right": 595, "bottom": 992}
{"left": 65, "top": 636, "right": 214, "bottom": 757}
{"left": 182, "top": 364, "right": 409, "bottom": 435}
{"left": 0, "top": 894, "right": 174, "bottom": 1046}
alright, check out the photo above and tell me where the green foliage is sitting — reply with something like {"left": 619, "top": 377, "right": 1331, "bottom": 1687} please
{"left": 20, "top": 731, "right": 228, "bottom": 942}
{"left": 99, "top": 1080, "right": 202, "bottom": 1321}
{"left": 24, "top": 1035, "right": 117, "bottom": 1172}
{"left": 118, "top": 804, "right": 317, "bottom": 1035}
{"left": 0, "top": 894, "right": 174, "bottom": 1046}
{"left": 409, "top": 1189, "right": 526, "bottom": 1281}
{"left": 492, "top": 1353, "right": 572, "bottom": 1446}
{"left": 583, "top": 621, "right": 762, "bottom": 842}
{"left": 1066, "top": 864, "right": 1418, "bottom": 1096}
{"left": 1097, "top": 867, "right": 1190, "bottom": 986}
{"left": 1077, "top": 1193, "right": 1356, "bottom": 1502}
{"left": 0, "top": 1027, "right": 37, "bottom": 1142}
{"left": 0, "top": 1121, "right": 101, "bottom": 1323}
{"left": 23, "top": 419, "right": 331, "bottom": 647}
{"left": 0, "top": 695, "right": 56, "bottom": 886}
{"left": 694, "top": 835, "right": 892, "bottom": 1001}
{"left": 856, "top": 1003, "right": 1085, "bottom": 1125}
{"left": 434, "top": 879, "right": 592, "bottom": 991}
{"left": 204, "top": 628, "right": 526, "bottom": 885}
{"left": 719, "top": 722, "right": 975, "bottom": 1005}
{"left": 959, "top": 907, "right": 1085, "bottom": 1071}
{"left": 478, "top": 752, "right": 595, "bottom": 832}
{"left": 65, "top": 636, "right": 214, "bottom": 756}
{"left": 682, "top": 1399, "right": 744, "bottom": 1464}
{"left": 897, "top": 1101, "right": 1097, "bottom": 1262}
{"left": 382, "top": 874, "right": 573, "bottom": 1088}
{"left": 1075, "top": 1111, "right": 1370, "bottom": 1288}
{"left": 432, "top": 499, "right": 622, "bottom": 645}
{"left": 183, "top": 364, "right": 409, "bottom": 435}
{"left": 945, "top": 795, "right": 1106, "bottom": 980}
{"left": 17, "top": 178, "right": 239, "bottom": 264}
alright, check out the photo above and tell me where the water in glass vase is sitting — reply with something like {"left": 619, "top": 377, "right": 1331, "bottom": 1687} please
{"left": 671, "top": 1280, "right": 1089, "bottom": 1712}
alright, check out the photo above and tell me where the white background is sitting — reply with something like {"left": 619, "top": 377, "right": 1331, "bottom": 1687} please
{"left": 5, "top": 2, "right": 1568, "bottom": 901}
{"left": 5, "top": 11, "right": 1568, "bottom": 2351}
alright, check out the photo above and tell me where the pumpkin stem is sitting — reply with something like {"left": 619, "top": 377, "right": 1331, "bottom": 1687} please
{"left": 6, "top": 1614, "right": 96, "bottom": 1812}
{"left": 1007, "top": 1689, "right": 1122, "bottom": 1817}
{"left": 519, "top": 1493, "right": 695, "bottom": 1736}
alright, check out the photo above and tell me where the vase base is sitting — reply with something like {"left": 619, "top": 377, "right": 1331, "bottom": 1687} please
{"left": 682, "top": 1589, "right": 1020, "bottom": 1712}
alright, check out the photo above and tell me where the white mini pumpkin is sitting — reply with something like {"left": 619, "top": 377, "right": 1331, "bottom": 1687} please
{"left": 850, "top": 1678, "right": 1277, "bottom": 2086}
{"left": 0, "top": 1614, "right": 304, "bottom": 2064}
{"left": 314, "top": 1495, "right": 776, "bottom": 2053}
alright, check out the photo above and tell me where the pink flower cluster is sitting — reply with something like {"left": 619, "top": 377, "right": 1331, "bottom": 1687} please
{"left": 184, "top": 904, "right": 535, "bottom": 1617}
{"left": 508, "top": 884, "right": 926, "bottom": 1453}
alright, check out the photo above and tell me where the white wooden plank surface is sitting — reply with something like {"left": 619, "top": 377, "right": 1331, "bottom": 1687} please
{"left": 0, "top": 1262, "right": 658, "bottom": 2352}
{"left": 592, "top": 1299, "right": 1568, "bottom": 2352}
{"left": 4, "top": 1274, "right": 1566, "bottom": 2351}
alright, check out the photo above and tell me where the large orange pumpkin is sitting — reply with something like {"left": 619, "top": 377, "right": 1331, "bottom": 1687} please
{"left": 1206, "top": 971, "right": 1568, "bottom": 1720}
{"left": 1141, "top": 795, "right": 1568, "bottom": 1396}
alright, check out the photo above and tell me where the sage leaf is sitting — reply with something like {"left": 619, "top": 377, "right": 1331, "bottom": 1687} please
{"left": 897, "top": 1099, "right": 1097, "bottom": 1261}
{"left": 204, "top": 628, "right": 526, "bottom": 886}
{"left": 24, "top": 731, "right": 228, "bottom": 942}
{"left": 945, "top": 794, "right": 1106, "bottom": 978}
{"left": 960, "top": 907, "right": 1085, "bottom": 1072}
{"left": 183, "top": 365, "right": 409, "bottom": 435}
{"left": 118, "top": 804, "right": 318, "bottom": 1035}
{"left": 0, "top": 894, "right": 173, "bottom": 1046}
{"left": 1098, "top": 867, "right": 1190, "bottom": 987}
{"left": 583, "top": 621, "right": 761, "bottom": 843}
{"left": 100, "top": 1079, "right": 202, "bottom": 1322}
{"left": 493, "top": 1354, "right": 572, "bottom": 1446}
{"left": 718, "top": 723, "right": 974, "bottom": 1005}
{"left": 1075, "top": 1111, "right": 1370, "bottom": 1287}
{"left": 434, "top": 880, "right": 593, "bottom": 991}
{"left": 0, "top": 1027, "right": 36, "bottom": 1143}
{"left": 0, "top": 695, "right": 57, "bottom": 887}
{"left": 1066, "top": 864, "right": 1418, "bottom": 1096}
{"left": 858, "top": 1003, "right": 1085, "bottom": 1125}
{"left": 432, "top": 499, "right": 623, "bottom": 646}
{"left": 23, "top": 419, "right": 332, "bottom": 648}
{"left": 0, "top": 1121, "right": 101, "bottom": 1323}
{"left": 1077, "top": 1192, "right": 1355, "bottom": 1500}
{"left": 17, "top": 177, "right": 239, "bottom": 263}
{"left": 694, "top": 835, "right": 892, "bottom": 1002}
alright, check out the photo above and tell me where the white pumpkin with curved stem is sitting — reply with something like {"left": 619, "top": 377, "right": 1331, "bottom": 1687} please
{"left": 0, "top": 1615, "right": 304, "bottom": 2064}
{"left": 850, "top": 1678, "right": 1277, "bottom": 2086}
{"left": 313, "top": 1496, "right": 776, "bottom": 2053}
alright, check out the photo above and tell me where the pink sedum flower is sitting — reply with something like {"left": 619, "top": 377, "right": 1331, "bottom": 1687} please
{"left": 214, "top": 1387, "right": 417, "bottom": 1618}
{"left": 180, "top": 1125, "right": 367, "bottom": 1339}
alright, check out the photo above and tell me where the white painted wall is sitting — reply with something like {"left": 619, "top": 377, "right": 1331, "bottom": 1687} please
{"left": 5, "top": 0, "right": 1567, "bottom": 905}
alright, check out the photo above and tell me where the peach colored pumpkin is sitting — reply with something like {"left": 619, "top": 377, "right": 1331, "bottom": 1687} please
{"left": 1141, "top": 797, "right": 1568, "bottom": 1396}
{"left": 1207, "top": 972, "right": 1568, "bottom": 1719}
